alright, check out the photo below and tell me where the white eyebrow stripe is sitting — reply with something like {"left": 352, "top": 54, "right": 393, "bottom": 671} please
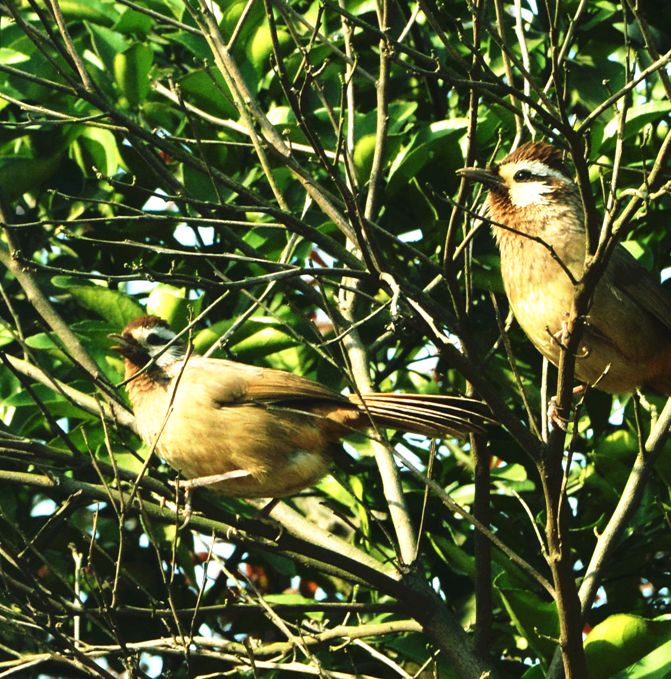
{"left": 506, "top": 159, "right": 570, "bottom": 182}
{"left": 134, "top": 325, "right": 176, "bottom": 343}
{"left": 149, "top": 326, "right": 176, "bottom": 340}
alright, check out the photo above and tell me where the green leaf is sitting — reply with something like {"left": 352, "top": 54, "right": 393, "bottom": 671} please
{"left": 59, "top": 0, "right": 119, "bottom": 26}
{"left": 4, "top": 383, "right": 95, "bottom": 421}
{"left": 145, "top": 285, "right": 192, "bottom": 329}
{"left": 86, "top": 23, "right": 130, "bottom": 74}
{"left": 430, "top": 534, "right": 474, "bottom": 577}
{"left": 0, "top": 155, "right": 62, "bottom": 200}
{"left": 494, "top": 573, "right": 559, "bottom": 664}
{"left": 603, "top": 102, "right": 671, "bottom": 141}
{"left": 177, "top": 69, "right": 238, "bottom": 119}
{"left": 613, "top": 638, "right": 671, "bottom": 678}
{"left": 114, "top": 9, "right": 154, "bottom": 37}
{"left": 0, "top": 48, "right": 30, "bottom": 66}
{"left": 78, "top": 127, "right": 121, "bottom": 177}
{"left": 585, "top": 614, "right": 671, "bottom": 679}
{"left": 192, "top": 315, "right": 298, "bottom": 360}
{"left": 0, "top": 326, "right": 15, "bottom": 348}
{"left": 24, "top": 333, "right": 60, "bottom": 352}
{"left": 387, "top": 120, "right": 467, "bottom": 195}
{"left": 51, "top": 276, "right": 144, "bottom": 327}
{"left": 247, "top": 24, "right": 291, "bottom": 73}
{"left": 231, "top": 324, "right": 298, "bottom": 360}
{"left": 163, "top": 31, "right": 211, "bottom": 61}
{"left": 113, "top": 43, "right": 154, "bottom": 106}
{"left": 621, "top": 240, "right": 654, "bottom": 270}
{"left": 353, "top": 133, "right": 378, "bottom": 182}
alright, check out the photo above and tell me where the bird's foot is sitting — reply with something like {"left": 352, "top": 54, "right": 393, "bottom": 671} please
{"left": 170, "top": 470, "right": 253, "bottom": 528}
{"left": 636, "top": 390, "right": 658, "bottom": 419}
{"left": 547, "top": 319, "right": 591, "bottom": 358}
{"left": 547, "top": 397, "right": 569, "bottom": 431}
{"left": 547, "top": 385, "right": 587, "bottom": 431}
{"left": 257, "top": 498, "right": 280, "bottom": 518}
{"left": 547, "top": 319, "right": 572, "bottom": 350}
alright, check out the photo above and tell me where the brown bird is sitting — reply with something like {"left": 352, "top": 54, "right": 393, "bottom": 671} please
{"left": 458, "top": 141, "right": 671, "bottom": 395}
{"left": 111, "top": 315, "right": 492, "bottom": 498}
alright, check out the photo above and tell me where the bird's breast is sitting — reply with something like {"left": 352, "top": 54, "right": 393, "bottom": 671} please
{"left": 498, "top": 231, "right": 580, "bottom": 352}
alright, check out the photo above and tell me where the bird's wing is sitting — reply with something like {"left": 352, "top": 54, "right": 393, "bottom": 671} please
{"left": 181, "top": 357, "right": 349, "bottom": 406}
{"left": 610, "top": 246, "right": 671, "bottom": 335}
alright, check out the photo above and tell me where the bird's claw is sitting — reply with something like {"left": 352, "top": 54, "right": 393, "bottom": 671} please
{"left": 547, "top": 396, "right": 569, "bottom": 431}
{"left": 168, "top": 479, "right": 194, "bottom": 529}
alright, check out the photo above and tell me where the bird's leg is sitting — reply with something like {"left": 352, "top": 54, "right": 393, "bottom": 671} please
{"left": 547, "top": 384, "right": 587, "bottom": 431}
{"left": 548, "top": 315, "right": 591, "bottom": 358}
{"left": 636, "top": 389, "right": 658, "bottom": 420}
{"left": 171, "top": 470, "right": 253, "bottom": 527}
{"left": 257, "top": 498, "right": 280, "bottom": 517}
{"left": 546, "top": 315, "right": 571, "bottom": 351}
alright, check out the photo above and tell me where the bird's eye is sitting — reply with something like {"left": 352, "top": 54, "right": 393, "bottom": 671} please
{"left": 145, "top": 333, "right": 166, "bottom": 346}
{"left": 513, "top": 169, "right": 534, "bottom": 181}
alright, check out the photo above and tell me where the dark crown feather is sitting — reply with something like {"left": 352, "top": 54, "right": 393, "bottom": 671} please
{"left": 501, "top": 142, "right": 571, "bottom": 178}
{"left": 122, "top": 315, "right": 170, "bottom": 336}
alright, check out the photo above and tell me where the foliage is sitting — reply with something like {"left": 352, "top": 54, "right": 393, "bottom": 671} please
{"left": 0, "top": 0, "right": 670, "bottom": 677}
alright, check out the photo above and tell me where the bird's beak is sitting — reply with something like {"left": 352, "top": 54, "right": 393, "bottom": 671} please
{"left": 456, "top": 166, "right": 504, "bottom": 190}
{"left": 108, "top": 333, "right": 131, "bottom": 355}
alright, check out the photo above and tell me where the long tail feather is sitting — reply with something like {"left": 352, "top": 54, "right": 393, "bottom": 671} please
{"left": 354, "top": 393, "right": 494, "bottom": 437}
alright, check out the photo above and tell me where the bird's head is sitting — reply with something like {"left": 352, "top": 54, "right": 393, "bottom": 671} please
{"left": 110, "top": 315, "right": 185, "bottom": 369}
{"left": 457, "top": 142, "right": 575, "bottom": 213}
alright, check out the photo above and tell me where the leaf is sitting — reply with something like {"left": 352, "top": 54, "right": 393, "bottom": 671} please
{"left": 613, "top": 638, "right": 671, "bottom": 678}
{"left": 0, "top": 48, "right": 30, "bottom": 66}
{"left": 0, "top": 155, "right": 62, "bottom": 200}
{"left": 51, "top": 276, "right": 144, "bottom": 327}
{"left": 59, "top": 0, "right": 119, "bottom": 26}
{"left": 247, "top": 24, "right": 291, "bottom": 73}
{"left": 78, "top": 127, "right": 121, "bottom": 177}
{"left": 603, "top": 102, "right": 671, "bottom": 141}
{"left": 114, "top": 9, "right": 153, "bottom": 37}
{"left": 621, "top": 240, "right": 654, "bottom": 271}
{"left": 86, "top": 22, "right": 130, "bottom": 74}
{"left": 231, "top": 324, "right": 298, "bottom": 360}
{"left": 177, "top": 69, "right": 238, "bottom": 119}
{"left": 145, "top": 284, "right": 193, "bottom": 329}
{"left": 0, "top": 326, "right": 15, "bottom": 348}
{"left": 4, "top": 383, "right": 96, "bottom": 421}
{"left": 494, "top": 573, "right": 559, "bottom": 664}
{"left": 387, "top": 120, "right": 467, "bottom": 195}
{"left": 353, "top": 133, "right": 378, "bottom": 183}
{"left": 585, "top": 614, "right": 671, "bottom": 679}
{"left": 113, "top": 43, "right": 154, "bottom": 106}
{"left": 163, "top": 31, "right": 211, "bottom": 61}
{"left": 24, "top": 333, "right": 60, "bottom": 352}
{"left": 430, "top": 534, "right": 474, "bottom": 577}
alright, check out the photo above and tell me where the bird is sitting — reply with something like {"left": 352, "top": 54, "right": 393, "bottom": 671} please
{"left": 110, "top": 315, "right": 493, "bottom": 498}
{"left": 457, "top": 141, "right": 671, "bottom": 395}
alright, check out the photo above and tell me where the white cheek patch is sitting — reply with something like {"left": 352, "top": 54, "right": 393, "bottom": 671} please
{"left": 131, "top": 325, "right": 183, "bottom": 365}
{"left": 509, "top": 180, "right": 555, "bottom": 207}
{"left": 498, "top": 159, "right": 570, "bottom": 208}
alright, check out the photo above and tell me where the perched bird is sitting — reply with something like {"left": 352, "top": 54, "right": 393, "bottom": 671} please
{"left": 457, "top": 141, "right": 671, "bottom": 395}
{"left": 110, "top": 315, "right": 492, "bottom": 498}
